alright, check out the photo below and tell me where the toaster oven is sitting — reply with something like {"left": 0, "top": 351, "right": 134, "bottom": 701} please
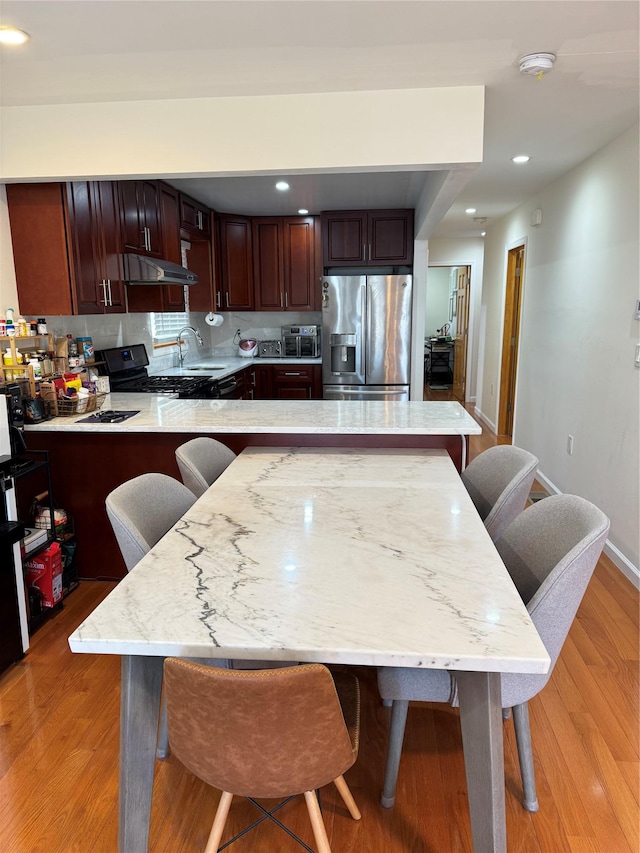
{"left": 281, "top": 325, "right": 321, "bottom": 358}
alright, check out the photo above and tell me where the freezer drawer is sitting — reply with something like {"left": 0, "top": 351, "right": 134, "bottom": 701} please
{"left": 323, "top": 384, "right": 409, "bottom": 401}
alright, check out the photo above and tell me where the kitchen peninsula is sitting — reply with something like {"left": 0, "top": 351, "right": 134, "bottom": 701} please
{"left": 25, "top": 398, "right": 480, "bottom": 580}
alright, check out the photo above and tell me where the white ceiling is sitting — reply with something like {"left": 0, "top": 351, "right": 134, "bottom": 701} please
{"left": 0, "top": 1, "right": 638, "bottom": 237}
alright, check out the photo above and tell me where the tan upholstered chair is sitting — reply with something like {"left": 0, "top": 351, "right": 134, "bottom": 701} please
{"left": 175, "top": 437, "right": 236, "bottom": 498}
{"left": 164, "top": 660, "right": 361, "bottom": 853}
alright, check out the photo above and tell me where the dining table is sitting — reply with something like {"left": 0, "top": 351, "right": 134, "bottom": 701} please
{"left": 68, "top": 446, "right": 550, "bottom": 853}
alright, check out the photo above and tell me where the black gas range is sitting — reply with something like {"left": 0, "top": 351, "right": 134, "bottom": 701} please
{"left": 96, "top": 344, "right": 222, "bottom": 399}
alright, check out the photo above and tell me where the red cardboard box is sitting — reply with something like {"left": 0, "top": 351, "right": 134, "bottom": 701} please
{"left": 24, "top": 541, "right": 63, "bottom": 608}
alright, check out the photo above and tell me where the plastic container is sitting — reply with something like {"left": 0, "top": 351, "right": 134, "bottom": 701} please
{"left": 67, "top": 334, "right": 78, "bottom": 358}
{"left": 76, "top": 336, "right": 94, "bottom": 363}
{"left": 37, "top": 318, "right": 47, "bottom": 334}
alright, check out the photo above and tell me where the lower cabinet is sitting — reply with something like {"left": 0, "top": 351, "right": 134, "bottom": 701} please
{"left": 251, "top": 364, "right": 322, "bottom": 400}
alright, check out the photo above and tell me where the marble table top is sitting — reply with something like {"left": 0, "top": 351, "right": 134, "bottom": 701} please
{"left": 27, "top": 397, "right": 482, "bottom": 435}
{"left": 69, "top": 447, "right": 549, "bottom": 674}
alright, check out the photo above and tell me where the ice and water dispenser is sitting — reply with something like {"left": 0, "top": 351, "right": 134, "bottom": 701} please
{"left": 329, "top": 334, "right": 358, "bottom": 375}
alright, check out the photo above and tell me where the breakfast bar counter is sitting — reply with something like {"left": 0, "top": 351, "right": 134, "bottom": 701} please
{"left": 25, "top": 398, "right": 481, "bottom": 579}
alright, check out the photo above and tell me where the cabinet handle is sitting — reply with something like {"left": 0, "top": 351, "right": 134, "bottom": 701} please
{"left": 107, "top": 279, "right": 113, "bottom": 307}
{"left": 284, "top": 372, "right": 302, "bottom": 376}
{"left": 368, "top": 243, "right": 372, "bottom": 261}
{"left": 284, "top": 292, "right": 288, "bottom": 309}
{"left": 146, "top": 226, "right": 152, "bottom": 252}
{"left": 280, "top": 292, "right": 284, "bottom": 308}
{"left": 216, "top": 291, "right": 221, "bottom": 308}
{"left": 225, "top": 292, "right": 230, "bottom": 308}
{"left": 196, "top": 210, "right": 203, "bottom": 230}
{"left": 100, "top": 280, "right": 107, "bottom": 305}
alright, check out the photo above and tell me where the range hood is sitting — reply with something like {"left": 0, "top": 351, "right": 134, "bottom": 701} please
{"left": 123, "top": 253, "right": 198, "bottom": 286}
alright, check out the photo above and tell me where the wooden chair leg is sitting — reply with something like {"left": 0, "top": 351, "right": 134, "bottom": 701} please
{"left": 304, "top": 790, "right": 332, "bottom": 853}
{"left": 333, "top": 775, "right": 361, "bottom": 820}
{"left": 204, "top": 791, "right": 233, "bottom": 853}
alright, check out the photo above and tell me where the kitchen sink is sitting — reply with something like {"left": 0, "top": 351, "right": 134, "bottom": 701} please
{"left": 184, "top": 365, "right": 227, "bottom": 371}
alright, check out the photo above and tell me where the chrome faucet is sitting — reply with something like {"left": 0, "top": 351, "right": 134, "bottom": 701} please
{"left": 177, "top": 326, "right": 204, "bottom": 366}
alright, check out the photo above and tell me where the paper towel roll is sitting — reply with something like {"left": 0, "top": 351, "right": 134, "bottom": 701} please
{"left": 204, "top": 312, "right": 224, "bottom": 327}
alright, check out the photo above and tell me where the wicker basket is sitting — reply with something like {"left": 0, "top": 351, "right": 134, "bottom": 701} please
{"left": 45, "top": 392, "right": 107, "bottom": 418}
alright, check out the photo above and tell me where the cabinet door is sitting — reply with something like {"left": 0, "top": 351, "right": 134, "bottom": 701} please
{"left": 180, "top": 194, "right": 211, "bottom": 238}
{"left": 253, "top": 218, "right": 283, "bottom": 310}
{"left": 119, "top": 180, "right": 163, "bottom": 258}
{"left": 219, "top": 214, "right": 254, "bottom": 310}
{"left": 252, "top": 365, "right": 273, "bottom": 399}
{"left": 272, "top": 365, "right": 314, "bottom": 399}
{"left": 321, "top": 211, "right": 367, "bottom": 267}
{"left": 283, "top": 217, "right": 316, "bottom": 311}
{"left": 96, "top": 182, "right": 125, "bottom": 312}
{"left": 6, "top": 183, "right": 74, "bottom": 315}
{"left": 67, "top": 182, "right": 104, "bottom": 314}
{"left": 368, "top": 209, "right": 414, "bottom": 265}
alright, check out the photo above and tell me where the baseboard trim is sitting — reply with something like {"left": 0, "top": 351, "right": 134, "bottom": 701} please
{"left": 535, "top": 470, "right": 640, "bottom": 590}
{"left": 473, "top": 406, "right": 496, "bottom": 433}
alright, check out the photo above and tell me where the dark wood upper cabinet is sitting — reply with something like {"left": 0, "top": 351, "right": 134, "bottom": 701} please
{"left": 119, "top": 180, "right": 163, "bottom": 258}
{"left": 66, "top": 181, "right": 125, "bottom": 314}
{"left": 218, "top": 214, "right": 254, "bottom": 310}
{"left": 179, "top": 193, "right": 211, "bottom": 238}
{"left": 253, "top": 215, "right": 317, "bottom": 311}
{"left": 125, "top": 183, "right": 186, "bottom": 313}
{"left": 321, "top": 209, "right": 414, "bottom": 267}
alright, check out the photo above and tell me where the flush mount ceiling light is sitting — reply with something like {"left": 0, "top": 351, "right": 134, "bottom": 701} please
{"left": 512, "top": 155, "right": 531, "bottom": 164}
{"left": 298, "top": 208, "right": 309, "bottom": 215}
{"left": 0, "top": 25, "right": 30, "bottom": 44}
{"left": 465, "top": 208, "right": 477, "bottom": 214}
{"left": 481, "top": 231, "right": 487, "bottom": 237}
{"left": 275, "top": 181, "right": 290, "bottom": 191}
{"left": 518, "top": 53, "right": 556, "bottom": 78}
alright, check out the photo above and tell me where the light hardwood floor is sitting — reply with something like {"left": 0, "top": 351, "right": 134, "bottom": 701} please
{"left": 0, "top": 411, "right": 637, "bottom": 852}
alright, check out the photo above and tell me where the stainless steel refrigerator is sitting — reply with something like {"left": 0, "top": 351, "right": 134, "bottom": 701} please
{"left": 322, "top": 275, "right": 412, "bottom": 400}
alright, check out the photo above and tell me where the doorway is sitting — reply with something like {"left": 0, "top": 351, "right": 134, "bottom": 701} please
{"left": 425, "top": 265, "right": 470, "bottom": 402}
{"left": 498, "top": 244, "right": 525, "bottom": 437}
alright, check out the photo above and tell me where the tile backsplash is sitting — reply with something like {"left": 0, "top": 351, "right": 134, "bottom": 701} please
{"left": 45, "top": 310, "right": 321, "bottom": 371}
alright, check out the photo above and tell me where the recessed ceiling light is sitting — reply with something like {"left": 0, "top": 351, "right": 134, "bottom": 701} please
{"left": 298, "top": 208, "right": 309, "bottom": 215}
{"left": 465, "top": 208, "right": 476, "bottom": 214}
{"left": 0, "top": 26, "right": 30, "bottom": 45}
{"left": 481, "top": 231, "right": 487, "bottom": 237}
{"left": 512, "top": 155, "right": 531, "bottom": 164}
{"left": 275, "top": 181, "right": 290, "bottom": 192}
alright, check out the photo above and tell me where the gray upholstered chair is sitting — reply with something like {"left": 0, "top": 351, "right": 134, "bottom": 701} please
{"left": 175, "top": 437, "right": 236, "bottom": 498}
{"left": 462, "top": 444, "right": 539, "bottom": 542}
{"left": 106, "top": 472, "right": 197, "bottom": 571}
{"left": 164, "top": 660, "right": 361, "bottom": 853}
{"left": 377, "top": 494, "right": 610, "bottom": 812}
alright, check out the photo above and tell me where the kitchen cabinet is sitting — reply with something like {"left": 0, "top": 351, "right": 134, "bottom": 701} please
{"left": 253, "top": 216, "right": 318, "bottom": 311}
{"left": 119, "top": 180, "right": 163, "bottom": 258}
{"left": 321, "top": 209, "right": 414, "bottom": 268}
{"left": 6, "top": 182, "right": 126, "bottom": 316}
{"left": 179, "top": 193, "right": 211, "bottom": 239}
{"left": 7, "top": 183, "right": 75, "bottom": 315}
{"left": 271, "top": 364, "right": 321, "bottom": 399}
{"left": 125, "top": 184, "right": 186, "bottom": 313}
{"left": 67, "top": 181, "right": 126, "bottom": 314}
{"left": 217, "top": 214, "right": 254, "bottom": 310}
{"left": 252, "top": 364, "right": 273, "bottom": 399}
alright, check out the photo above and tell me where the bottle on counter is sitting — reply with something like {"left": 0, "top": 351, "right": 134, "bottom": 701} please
{"left": 0, "top": 317, "right": 5, "bottom": 336}
{"left": 6, "top": 308, "right": 15, "bottom": 337}
{"left": 37, "top": 318, "right": 47, "bottom": 334}
{"left": 67, "top": 334, "right": 78, "bottom": 358}
{"left": 17, "top": 317, "right": 28, "bottom": 337}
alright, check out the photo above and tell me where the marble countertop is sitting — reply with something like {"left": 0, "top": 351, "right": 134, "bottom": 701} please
{"left": 69, "top": 447, "right": 549, "bottom": 672}
{"left": 26, "top": 397, "right": 482, "bottom": 435}
{"left": 156, "top": 356, "right": 321, "bottom": 382}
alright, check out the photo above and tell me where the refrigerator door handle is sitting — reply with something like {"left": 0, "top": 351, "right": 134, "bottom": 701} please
{"left": 332, "top": 387, "right": 408, "bottom": 396}
{"left": 360, "top": 283, "right": 367, "bottom": 378}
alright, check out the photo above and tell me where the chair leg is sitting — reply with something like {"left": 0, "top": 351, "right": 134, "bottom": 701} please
{"left": 333, "top": 775, "right": 361, "bottom": 820}
{"left": 304, "top": 790, "right": 332, "bottom": 853}
{"left": 156, "top": 690, "right": 170, "bottom": 760}
{"left": 204, "top": 791, "right": 234, "bottom": 853}
{"left": 380, "top": 699, "right": 409, "bottom": 809}
{"left": 502, "top": 707, "right": 512, "bottom": 721}
{"left": 513, "top": 702, "right": 539, "bottom": 812}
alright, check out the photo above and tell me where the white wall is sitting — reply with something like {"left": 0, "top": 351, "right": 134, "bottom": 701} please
{"left": 426, "top": 238, "right": 485, "bottom": 402}
{"left": 425, "top": 267, "right": 451, "bottom": 336}
{"left": 478, "top": 124, "right": 639, "bottom": 580}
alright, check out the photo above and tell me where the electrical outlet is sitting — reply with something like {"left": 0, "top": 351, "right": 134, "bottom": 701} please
{"left": 567, "top": 435, "right": 574, "bottom": 455}
{"left": 635, "top": 344, "right": 640, "bottom": 367}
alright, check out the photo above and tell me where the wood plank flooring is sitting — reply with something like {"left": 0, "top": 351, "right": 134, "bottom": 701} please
{"left": 0, "top": 409, "right": 637, "bottom": 852}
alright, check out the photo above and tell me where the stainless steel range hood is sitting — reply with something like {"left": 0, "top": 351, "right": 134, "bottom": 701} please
{"left": 124, "top": 253, "right": 198, "bottom": 285}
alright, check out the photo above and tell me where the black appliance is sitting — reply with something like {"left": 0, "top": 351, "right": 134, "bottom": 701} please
{"left": 2, "top": 383, "right": 27, "bottom": 457}
{"left": 96, "top": 344, "right": 235, "bottom": 400}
